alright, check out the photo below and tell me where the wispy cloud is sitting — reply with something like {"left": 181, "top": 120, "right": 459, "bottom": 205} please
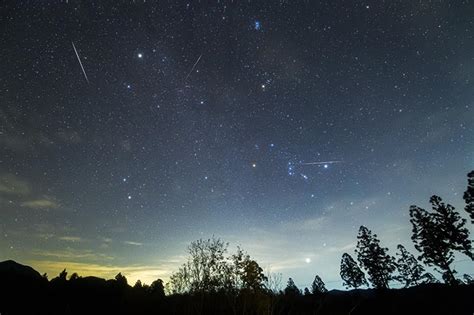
{"left": 0, "top": 174, "right": 30, "bottom": 196}
{"left": 30, "top": 248, "right": 114, "bottom": 261}
{"left": 56, "top": 130, "right": 82, "bottom": 144}
{"left": 21, "top": 198, "right": 59, "bottom": 209}
{"left": 124, "top": 241, "right": 143, "bottom": 246}
{"left": 281, "top": 216, "right": 328, "bottom": 232}
{"left": 58, "top": 236, "right": 82, "bottom": 242}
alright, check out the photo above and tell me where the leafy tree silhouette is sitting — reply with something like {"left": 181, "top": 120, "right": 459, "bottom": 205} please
{"left": 463, "top": 170, "right": 474, "bottom": 224}
{"left": 340, "top": 253, "right": 368, "bottom": 289}
{"left": 394, "top": 244, "right": 427, "bottom": 287}
{"left": 410, "top": 195, "right": 473, "bottom": 285}
{"left": 69, "top": 272, "right": 79, "bottom": 281}
{"left": 115, "top": 272, "right": 128, "bottom": 286}
{"left": 284, "top": 278, "right": 300, "bottom": 296}
{"left": 168, "top": 237, "right": 267, "bottom": 295}
{"left": 169, "top": 237, "right": 233, "bottom": 293}
{"left": 133, "top": 279, "right": 143, "bottom": 289}
{"left": 232, "top": 247, "right": 267, "bottom": 291}
{"left": 149, "top": 279, "right": 165, "bottom": 298}
{"left": 311, "top": 275, "right": 327, "bottom": 294}
{"left": 58, "top": 269, "right": 67, "bottom": 281}
{"left": 355, "top": 226, "right": 396, "bottom": 289}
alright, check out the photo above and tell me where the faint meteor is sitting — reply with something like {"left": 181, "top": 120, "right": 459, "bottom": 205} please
{"left": 184, "top": 54, "right": 202, "bottom": 81}
{"left": 71, "top": 41, "right": 89, "bottom": 84}
{"left": 300, "top": 160, "right": 343, "bottom": 166}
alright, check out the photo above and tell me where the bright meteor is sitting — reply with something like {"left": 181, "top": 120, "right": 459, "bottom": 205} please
{"left": 71, "top": 41, "right": 89, "bottom": 84}
{"left": 299, "top": 160, "right": 343, "bottom": 165}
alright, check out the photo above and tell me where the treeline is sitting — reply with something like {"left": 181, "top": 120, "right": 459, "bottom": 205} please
{"left": 163, "top": 171, "right": 474, "bottom": 295}
{"left": 0, "top": 171, "right": 473, "bottom": 315}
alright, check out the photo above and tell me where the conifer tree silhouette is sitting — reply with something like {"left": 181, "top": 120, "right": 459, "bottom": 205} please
{"left": 410, "top": 195, "right": 473, "bottom": 285}
{"left": 311, "top": 275, "right": 328, "bottom": 294}
{"left": 394, "top": 244, "right": 426, "bottom": 287}
{"left": 463, "top": 170, "right": 474, "bottom": 224}
{"left": 355, "top": 226, "right": 395, "bottom": 289}
{"left": 340, "top": 253, "right": 368, "bottom": 289}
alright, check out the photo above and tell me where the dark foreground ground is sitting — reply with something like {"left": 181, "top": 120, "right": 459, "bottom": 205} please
{"left": 1, "top": 260, "right": 473, "bottom": 315}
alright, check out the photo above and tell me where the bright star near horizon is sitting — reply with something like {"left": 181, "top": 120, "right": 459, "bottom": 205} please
{"left": 305, "top": 258, "right": 311, "bottom": 263}
{"left": 137, "top": 53, "right": 143, "bottom": 58}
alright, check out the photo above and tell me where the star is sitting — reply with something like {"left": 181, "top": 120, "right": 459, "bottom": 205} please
{"left": 305, "top": 258, "right": 311, "bottom": 264}
{"left": 323, "top": 164, "right": 329, "bottom": 169}
{"left": 127, "top": 195, "right": 132, "bottom": 200}
{"left": 254, "top": 20, "right": 261, "bottom": 31}
{"left": 137, "top": 53, "right": 143, "bottom": 58}
{"left": 252, "top": 163, "right": 257, "bottom": 168}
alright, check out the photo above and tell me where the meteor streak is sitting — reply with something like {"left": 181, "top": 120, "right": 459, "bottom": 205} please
{"left": 71, "top": 42, "right": 89, "bottom": 84}
{"left": 184, "top": 54, "right": 202, "bottom": 81}
{"left": 300, "top": 160, "right": 343, "bottom": 165}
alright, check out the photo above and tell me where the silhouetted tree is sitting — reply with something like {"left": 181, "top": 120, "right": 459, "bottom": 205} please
{"left": 284, "top": 278, "right": 300, "bottom": 295}
{"left": 419, "top": 272, "right": 439, "bottom": 284}
{"left": 311, "top": 275, "right": 327, "bottom": 294}
{"left": 133, "top": 279, "right": 143, "bottom": 289}
{"left": 115, "top": 272, "right": 128, "bottom": 286}
{"left": 463, "top": 274, "right": 474, "bottom": 285}
{"left": 69, "top": 272, "right": 79, "bottom": 281}
{"left": 340, "top": 253, "right": 368, "bottom": 289}
{"left": 463, "top": 170, "right": 474, "bottom": 224}
{"left": 264, "top": 269, "right": 282, "bottom": 294}
{"left": 149, "top": 279, "right": 165, "bottom": 298}
{"left": 58, "top": 269, "right": 67, "bottom": 281}
{"left": 42, "top": 273, "right": 48, "bottom": 280}
{"left": 355, "top": 226, "right": 395, "bottom": 289}
{"left": 394, "top": 245, "right": 426, "bottom": 287}
{"left": 410, "top": 195, "right": 473, "bottom": 285}
{"left": 232, "top": 247, "right": 267, "bottom": 291}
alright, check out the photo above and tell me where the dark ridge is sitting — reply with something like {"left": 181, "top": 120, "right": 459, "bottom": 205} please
{"left": 1, "top": 260, "right": 473, "bottom": 315}
{"left": 0, "top": 260, "right": 43, "bottom": 280}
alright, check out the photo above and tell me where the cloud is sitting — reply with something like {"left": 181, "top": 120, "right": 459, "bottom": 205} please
{"left": 21, "top": 198, "right": 59, "bottom": 209}
{"left": 58, "top": 236, "right": 82, "bottom": 242}
{"left": 56, "top": 130, "right": 82, "bottom": 144}
{"left": 30, "top": 248, "right": 114, "bottom": 261}
{"left": 327, "top": 242, "right": 356, "bottom": 253}
{"left": 124, "top": 241, "right": 143, "bottom": 246}
{"left": 0, "top": 174, "right": 30, "bottom": 195}
{"left": 281, "top": 216, "right": 328, "bottom": 232}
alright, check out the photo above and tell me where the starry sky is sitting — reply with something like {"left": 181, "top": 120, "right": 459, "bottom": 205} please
{"left": 1, "top": 1, "right": 473, "bottom": 289}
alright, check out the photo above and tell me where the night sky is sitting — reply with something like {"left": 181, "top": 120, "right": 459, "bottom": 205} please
{"left": 1, "top": 1, "right": 473, "bottom": 288}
